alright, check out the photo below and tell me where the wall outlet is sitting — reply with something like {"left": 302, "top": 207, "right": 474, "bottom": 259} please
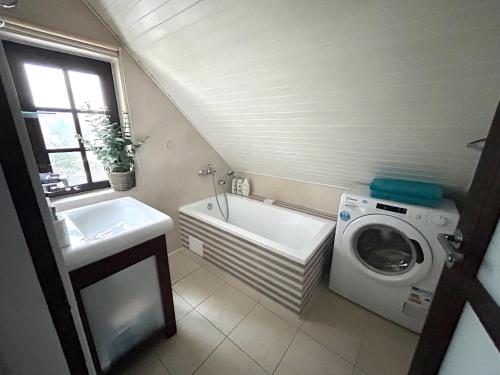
{"left": 188, "top": 236, "right": 204, "bottom": 257}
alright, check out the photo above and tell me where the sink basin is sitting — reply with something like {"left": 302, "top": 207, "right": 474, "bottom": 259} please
{"left": 61, "top": 197, "right": 174, "bottom": 271}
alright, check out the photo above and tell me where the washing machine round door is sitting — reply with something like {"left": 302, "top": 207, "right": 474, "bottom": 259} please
{"left": 341, "top": 214, "right": 432, "bottom": 285}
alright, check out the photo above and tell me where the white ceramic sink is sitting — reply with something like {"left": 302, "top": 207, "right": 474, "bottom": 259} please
{"left": 61, "top": 197, "right": 174, "bottom": 271}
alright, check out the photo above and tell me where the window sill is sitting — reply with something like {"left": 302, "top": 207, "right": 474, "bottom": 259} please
{"left": 49, "top": 187, "right": 122, "bottom": 212}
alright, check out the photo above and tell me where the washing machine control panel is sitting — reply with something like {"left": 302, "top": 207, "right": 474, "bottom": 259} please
{"left": 376, "top": 203, "right": 407, "bottom": 214}
{"left": 341, "top": 192, "right": 454, "bottom": 229}
{"left": 342, "top": 195, "right": 436, "bottom": 225}
{"left": 430, "top": 214, "right": 448, "bottom": 226}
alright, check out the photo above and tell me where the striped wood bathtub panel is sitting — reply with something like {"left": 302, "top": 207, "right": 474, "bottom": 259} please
{"left": 179, "top": 212, "right": 334, "bottom": 313}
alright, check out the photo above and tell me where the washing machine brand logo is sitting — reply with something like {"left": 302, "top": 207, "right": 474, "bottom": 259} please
{"left": 339, "top": 211, "right": 351, "bottom": 221}
{"left": 345, "top": 196, "right": 358, "bottom": 202}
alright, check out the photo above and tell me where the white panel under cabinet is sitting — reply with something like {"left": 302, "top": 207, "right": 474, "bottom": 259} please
{"left": 80, "top": 256, "right": 165, "bottom": 371}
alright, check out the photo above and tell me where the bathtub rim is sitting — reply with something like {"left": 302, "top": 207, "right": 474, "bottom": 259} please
{"left": 179, "top": 194, "right": 336, "bottom": 265}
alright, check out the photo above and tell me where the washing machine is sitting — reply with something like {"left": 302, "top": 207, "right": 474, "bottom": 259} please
{"left": 329, "top": 185, "right": 459, "bottom": 333}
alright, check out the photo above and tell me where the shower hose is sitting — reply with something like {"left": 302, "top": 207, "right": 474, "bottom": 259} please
{"left": 211, "top": 173, "right": 229, "bottom": 222}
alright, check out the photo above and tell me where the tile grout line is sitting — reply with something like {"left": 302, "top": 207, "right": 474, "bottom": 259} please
{"left": 297, "top": 284, "right": 369, "bottom": 368}
{"left": 152, "top": 337, "right": 174, "bottom": 375}
{"left": 160, "top": 307, "right": 229, "bottom": 375}
{"left": 168, "top": 250, "right": 409, "bottom": 375}
{"left": 173, "top": 267, "right": 227, "bottom": 316}
{"left": 193, "top": 302, "right": 260, "bottom": 374}
{"left": 257, "top": 300, "right": 303, "bottom": 329}
{"left": 173, "top": 256, "right": 359, "bottom": 366}
{"left": 168, "top": 247, "right": 185, "bottom": 256}
{"left": 224, "top": 303, "right": 271, "bottom": 374}
{"left": 151, "top": 343, "right": 173, "bottom": 375}
{"left": 178, "top": 250, "right": 248, "bottom": 299}
{"left": 165, "top": 259, "right": 229, "bottom": 372}
{"left": 297, "top": 326, "right": 357, "bottom": 367}
{"left": 155, "top": 252, "right": 203, "bottom": 374}
{"left": 172, "top": 262, "right": 228, "bottom": 308}
{"left": 195, "top": 287, "right": 258, "bottom": 336}
{"left": 191, "top": 335, "right": 226, "bottom": 375}
{"left": 171, "top": 290, "right": 194, "bottom": 320}
{"left": 189, "top": 278, "right": 227, "bottom": 309}
{"left": 173, "top": 256, "right": 259, "bottom": 328}
{"left": 227, "top": 277, "right": 264, "bottom": 302}
{"left": 170, "top": 287, "right": 357, "bottom": 375}
{"left": 352, "top": 311, "right": 372, "bottom": 371}
{"left": 224, "top": 301, "right": 300, "bottom": 375}
{"left": 190, "top": 268, "right": 228, "bottom": 308}
{"left": 179, "top": 248, "right": 281, "bottom": 310}
{"left": 226, "top": 301, "right": 259, "bottom": 337}
{"left": 178, "top": 248, "right": 204, "bottom": 265}
{"left": 169, "top": 254, "right": 201, "bottom": 285}
{"left": 271, "top": 325, "right": 300, "bottom": 375}
{"left": 171, "top": 257, "right": 360, "bottom": 373}
{"left": 181, "top": 249, "right": 266, "bottom": 304}
{"left": 193, "top": 257, "right": 305, "bottom": 329}
{"left": 227, "top": 336, "right": 271, "bottom": 375}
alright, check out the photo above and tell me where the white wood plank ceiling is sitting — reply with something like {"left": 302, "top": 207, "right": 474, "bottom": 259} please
{"left": 87, "top": 0, "right": 500, "bottom": 193}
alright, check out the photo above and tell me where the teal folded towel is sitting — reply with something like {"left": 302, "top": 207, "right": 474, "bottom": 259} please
{"left": 370, "top": 189, "right": 441, "bottom": 208}
{"left": 369, "top": 178, "right": 442, "bottom": 200}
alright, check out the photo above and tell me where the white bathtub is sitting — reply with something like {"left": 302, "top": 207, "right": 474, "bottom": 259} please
{"left": 179, "top": 194, "right": 336, "bottom": 312}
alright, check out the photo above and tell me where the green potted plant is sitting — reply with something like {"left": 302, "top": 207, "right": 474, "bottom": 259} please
{"left": 78, "top": 111, "right": 148, "bottom": 191}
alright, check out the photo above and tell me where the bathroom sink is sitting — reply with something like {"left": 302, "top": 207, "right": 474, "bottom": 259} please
{"left": 61, "top": 197, "right": 174, "bottom": 271}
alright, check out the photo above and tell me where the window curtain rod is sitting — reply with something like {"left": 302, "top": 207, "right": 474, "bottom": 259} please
{"left": 0, "top": 15, "right": 119, "bottom": 58}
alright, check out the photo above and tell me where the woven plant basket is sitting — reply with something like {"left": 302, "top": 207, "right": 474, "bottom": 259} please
{"left": 107, "top": 170, "right": 136, "bottom": 191}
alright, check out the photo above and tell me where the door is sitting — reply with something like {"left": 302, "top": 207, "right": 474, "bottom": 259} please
{"left": 409, "top": 101, "right": 500, "bottom": 374}
{"left": 0, "top": 41, "right": 90, "bottom": 374}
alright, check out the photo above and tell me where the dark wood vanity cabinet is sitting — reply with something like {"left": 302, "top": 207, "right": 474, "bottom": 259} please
{"left": 69, "top": 235, "right": 176, "bottom": 374}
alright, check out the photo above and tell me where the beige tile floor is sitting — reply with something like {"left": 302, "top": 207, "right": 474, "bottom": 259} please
{"left": 119, "top": 248, "right": 419, "bottom": 375}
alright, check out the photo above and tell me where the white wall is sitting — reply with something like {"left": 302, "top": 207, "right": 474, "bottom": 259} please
{"left": 242, "top": 172, "right": 343, "bottom": 216}
{"left": 88, "top": 0, "right": 500, "bottom": 196}
{"left": 0, "top": 166, "right": 70, "bottom": 375}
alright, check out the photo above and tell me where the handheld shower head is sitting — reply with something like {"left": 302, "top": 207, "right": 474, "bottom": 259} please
{"left": 218, "top": 170, "right": 234, "bottom": 185}
{"left": 0, "top": 0, "right": 18, "bottom": 9}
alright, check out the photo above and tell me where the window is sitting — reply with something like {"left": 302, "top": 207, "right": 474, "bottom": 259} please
{"left": 4, "top": 41, "right": 121, "bottom": 197}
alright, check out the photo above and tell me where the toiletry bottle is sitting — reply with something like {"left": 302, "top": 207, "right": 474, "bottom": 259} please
{"left": 54, "top": 215, "right": 70, "bottom": 248}
{"left": 48, "top": 204, "right": 70, "bottom": 248}
{"left": 236, "top": 178, "right": 243, "bottom": 195}
{"left": 231, "top": 177, "right": 238, "bottom": 194}
{"left": 241, "top": 178, "right": 250, "bottom": 196}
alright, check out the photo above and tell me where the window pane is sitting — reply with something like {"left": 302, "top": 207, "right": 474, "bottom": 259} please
{"left": 69, "top": 71, "right": 105, "bottom": 110}
{"left": 87, "top": 152, "right": 108, "bottom": 182}
{"left": 24, "top": 63, "right": 70, "bottom": 108}
{"left": 77, "top": 112, "right": 99, "bottom": 144}
{"left": 49, "top": 152, "right": 87, "bottom": 186}
{"left": 38, "top": 112, "right": 79, "bottom": 149}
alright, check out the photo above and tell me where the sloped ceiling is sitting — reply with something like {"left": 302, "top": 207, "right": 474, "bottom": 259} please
{"left": 87, "top": 0, "right": 500, "bottom": 193}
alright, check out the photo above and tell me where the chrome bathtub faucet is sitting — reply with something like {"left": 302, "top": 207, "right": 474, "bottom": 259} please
{"left": 198, "top": 164, "right": 216, "bottom": 176}
{"left": 197, "top": 164, "right": 233, "bottom": 222}
{"left": 218, "top": 170, "right": 234, "bottom": 185}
